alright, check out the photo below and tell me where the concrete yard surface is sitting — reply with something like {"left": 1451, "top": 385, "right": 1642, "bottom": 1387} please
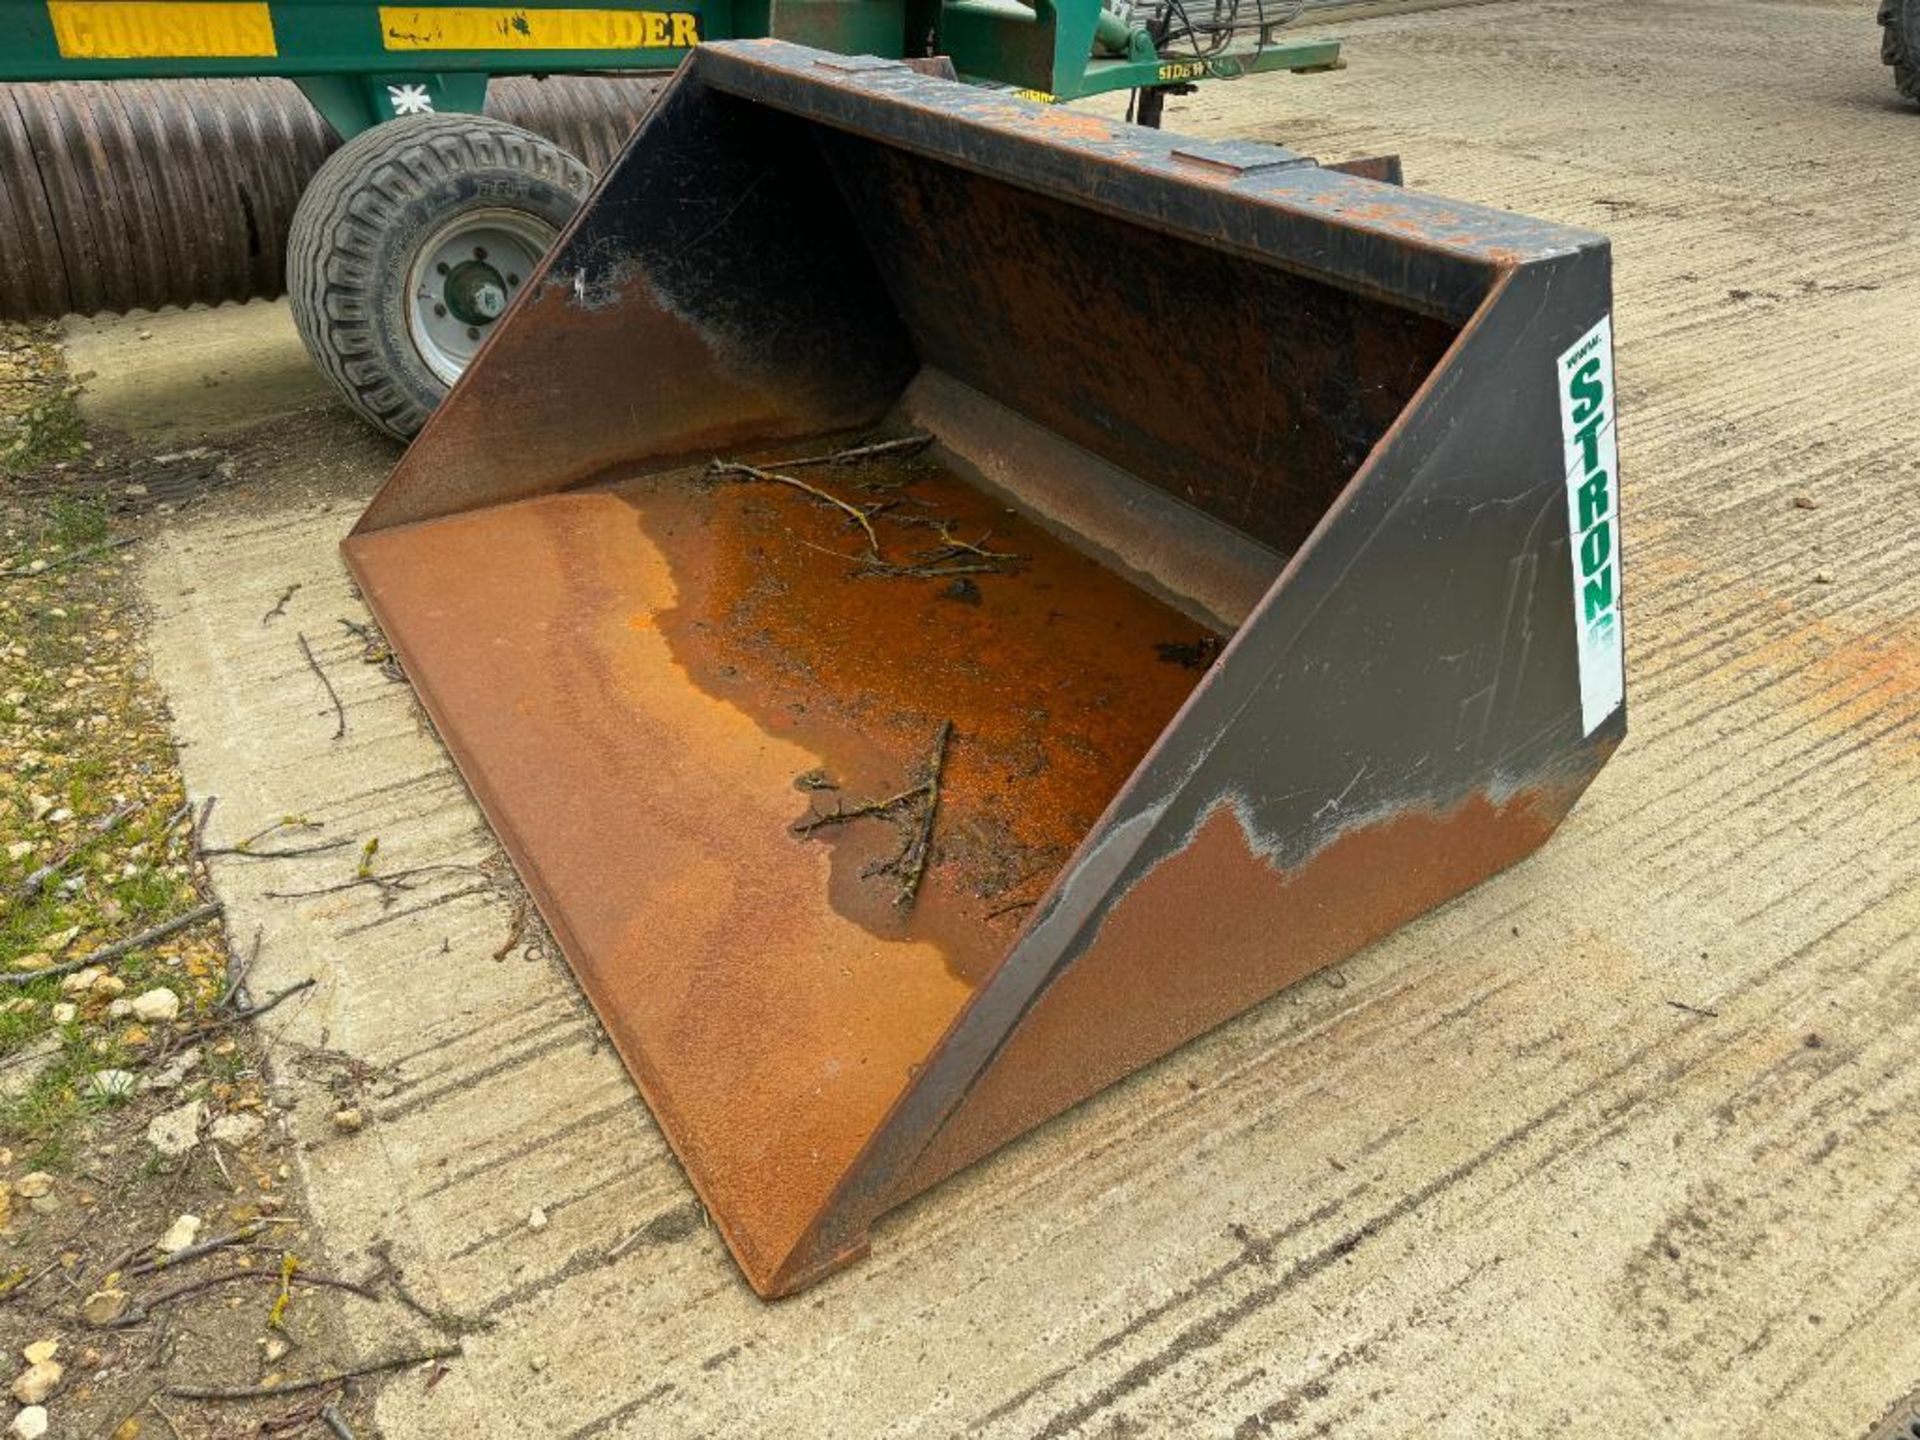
{"left": 100, "top": 0, "right": 1920, "bottom": 1434}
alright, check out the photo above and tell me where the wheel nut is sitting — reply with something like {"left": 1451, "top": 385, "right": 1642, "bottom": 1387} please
{"left": 436, "top": 261, "right": 450, "bottom": 276}
{"left": 474, "top": 246, "right": 488, "bottom": 261}
{"left": 466, "top": 326, "right": 480, "bottom": 340}
{"left": 433, "top": 303, "right": 446, "bottom": 318}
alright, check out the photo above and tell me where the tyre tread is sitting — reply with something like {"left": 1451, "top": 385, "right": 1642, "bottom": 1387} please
{"left": 286, "top": 113, "right": 590, "bottom": 440}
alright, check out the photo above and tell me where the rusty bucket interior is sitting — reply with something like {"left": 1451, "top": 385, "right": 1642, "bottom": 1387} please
{"left": 345, "top": 40, "right": 1625, "bottom": 1297}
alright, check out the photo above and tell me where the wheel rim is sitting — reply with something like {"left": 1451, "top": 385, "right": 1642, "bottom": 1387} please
{"left": 404, "top": 207, "right": 556, "bottom": 387}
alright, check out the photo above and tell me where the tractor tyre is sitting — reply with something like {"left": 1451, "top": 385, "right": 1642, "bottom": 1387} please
{"left": 287, "top": 113, "right": 593, "bottom": 441}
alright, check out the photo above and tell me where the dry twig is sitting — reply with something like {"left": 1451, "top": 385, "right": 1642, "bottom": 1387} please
{"left": 0, "top": 1259, "right": 60, "bottom": 1306}
{"left": 161, "top": 1344, "right": 461, "bottom": 1400}
{"left": 709, "top": 458, "right": 883, "bottom": 556}
{"left": 0, "top": 535, "right": 136, "bottom": 578}
{"left": 146, "top": 1397, "right": 185, "bottom": 1440}
{"left": 259, "top": 1391, "right": 347, "bottom": 1438}
{"left": 1666, "top": 999, "right": 1719, "bottom": 1019}
{"left": 104, "top": 1266, "right": 379, "bottom": 1331}
{"left": 204, "top": 815, "right": 348, "bottom": 861}
{"left": 340, "top": 617, "right": 404, "bottom": 682}
{"left": 190, "top": 795, "right": 217, "bottom": 861}
{"left": 131, "top": 1222, "right": 263, "bottom": 1275}
{"left": 764, "top": 432, "right": 933, "bottom": 470}
{"left": 491, "top": 892, "right": 529, "bottom": 962}
{"left": 298, "top": 631, "right": 347, "bottom": 740}
{"left": 219, "top": 925, "right": 263, "bottom": 1010}
{"left": 891, "top": 720, "right": 951, "bottom": 905}
{"left": 9, "top": 799, "right": 137, "bottom": 906}
{"left": 203, "top": 839, "right": 350, "bottom": 860}
{"left": 793, "top": 721, "right": 953, "bottom": 907}
{"left": 179, "top": 977, "right": 314, "bottom": 1035}
{"left": 265, "top": 862, "right": 486, "bottom": 904}
{"left": 262, "top": 582, "right": 301, "bottom": 625}
{"left": 0, "top": 901, "right": 222, "bottom": 986}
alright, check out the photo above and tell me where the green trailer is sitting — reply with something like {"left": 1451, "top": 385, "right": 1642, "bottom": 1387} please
{"left": 0, "top": 1, "right": 1340, "bottom": 434}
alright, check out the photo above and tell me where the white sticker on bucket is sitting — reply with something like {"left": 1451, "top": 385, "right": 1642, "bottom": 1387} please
{"left": 1558, "top": 314, "right": 1624, "bottom": 735}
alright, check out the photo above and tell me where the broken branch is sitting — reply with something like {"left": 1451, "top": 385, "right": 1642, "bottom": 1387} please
{"left": 792, "top": 721, "right": 954, "bottom": 908}
{"left": 764, "top": 432, "right": 934, "bottom": 470}
{"left": 0, "top": 901, "right": 223, "bottom": 986}
{"left": 339, "top": 617, "right": 404, "bottom": 682}
{"left": 0, "top": 535, "right": 137, "bottom": 579}
{"left": 893, "top": 720, "right": 951, "bottom": 907}
{"left": 161, "top": 1344, "right": 462, "bottom": 1400}
{"left": 131, "top": 1222, "right": 263, "bottom": 1275}
{"left": 262, "top": 583, "right": 301, "bottom": 625}
{"left": 224, "top": 977, "right": 316, "bottom": 1022}
{"left": 202, "top": 839, "right": 349, "bottom": 860}
{"left": 103, "top": 1268, "right": 376, "bottom": 1330}
{"left": 9, "top": 800, "right": 137, "bottom": 906}
{"left": 491, "top": 892, "right": 529, "bottom": 962}
{"left": 177, "top": 979, "right": 317, "bottom": 1040}
{"left": 219, "top": 925, "right": 262, "bottom": 1010}
{"left": 203, "top": 815, "right": 347, "bottom": 860}
{"left": 709, "top": 458, "right": 883, "bottom": 557}
{"left": 297, "top": 631, "right": 347, "bottom": 740}
{"left": 264, "top": 862, "right": 487, "bottom": 903}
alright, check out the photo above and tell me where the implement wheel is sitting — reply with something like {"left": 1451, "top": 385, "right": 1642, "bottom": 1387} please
{"left": 287, "top": 113, "right": 593, "bottom": 441}
{"left": 1882, "top": 0, "right": 1920, "bottom": 102}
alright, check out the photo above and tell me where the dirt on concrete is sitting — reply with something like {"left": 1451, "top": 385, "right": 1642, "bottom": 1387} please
{"left": 0, "top": 321, "right": 463, "bottom": 1439}
{"left": 10, "top": 2, "right": 1920, "bottom": 1435}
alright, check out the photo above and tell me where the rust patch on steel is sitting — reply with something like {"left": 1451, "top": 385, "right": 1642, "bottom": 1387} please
{"left": 1017, "top": 106, "right": 1118, "bottom": 142}
{"left": 345, "top": 439, "right": 1215, "bottom": 1292}
{"left": 358, "top": 280, "right": 843, "bottom": 533}
{"left": 638, "top": 443, "right": 1217, "bottom": 986}
{"left": 348, "top": 489, "right": 971, "bottom": 1293}
{"left": 896, "top": 785, "right": 1580, "bottom": 1199}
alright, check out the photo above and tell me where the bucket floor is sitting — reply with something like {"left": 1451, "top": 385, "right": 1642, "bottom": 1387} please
{"left": 344, "top": 433, "right": 1218, "bottom": 1283}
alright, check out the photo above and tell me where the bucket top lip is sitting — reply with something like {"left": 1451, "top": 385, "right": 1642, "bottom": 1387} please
{"left": 690, "top": 38, "right": 1606, "bottom": 319}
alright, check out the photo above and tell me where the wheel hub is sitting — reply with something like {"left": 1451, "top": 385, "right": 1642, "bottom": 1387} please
{"left": 405, "top": 207, "right": 558, "bottom": 387}
{"left": 443, "top": 259, "right": 508, "bottom": 325}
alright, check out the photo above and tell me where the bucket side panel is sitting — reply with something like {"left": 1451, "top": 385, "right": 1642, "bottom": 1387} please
{"left": 355, "top": 75, "right": 918, "bottom": 533}
{"left": 895, "top": 784, "right": 1579, "bottom": 1197}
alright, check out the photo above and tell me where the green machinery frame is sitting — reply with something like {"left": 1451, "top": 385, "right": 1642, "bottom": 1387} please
{"left": 0, "top": 0, "right": 1341, "bottom": 136}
